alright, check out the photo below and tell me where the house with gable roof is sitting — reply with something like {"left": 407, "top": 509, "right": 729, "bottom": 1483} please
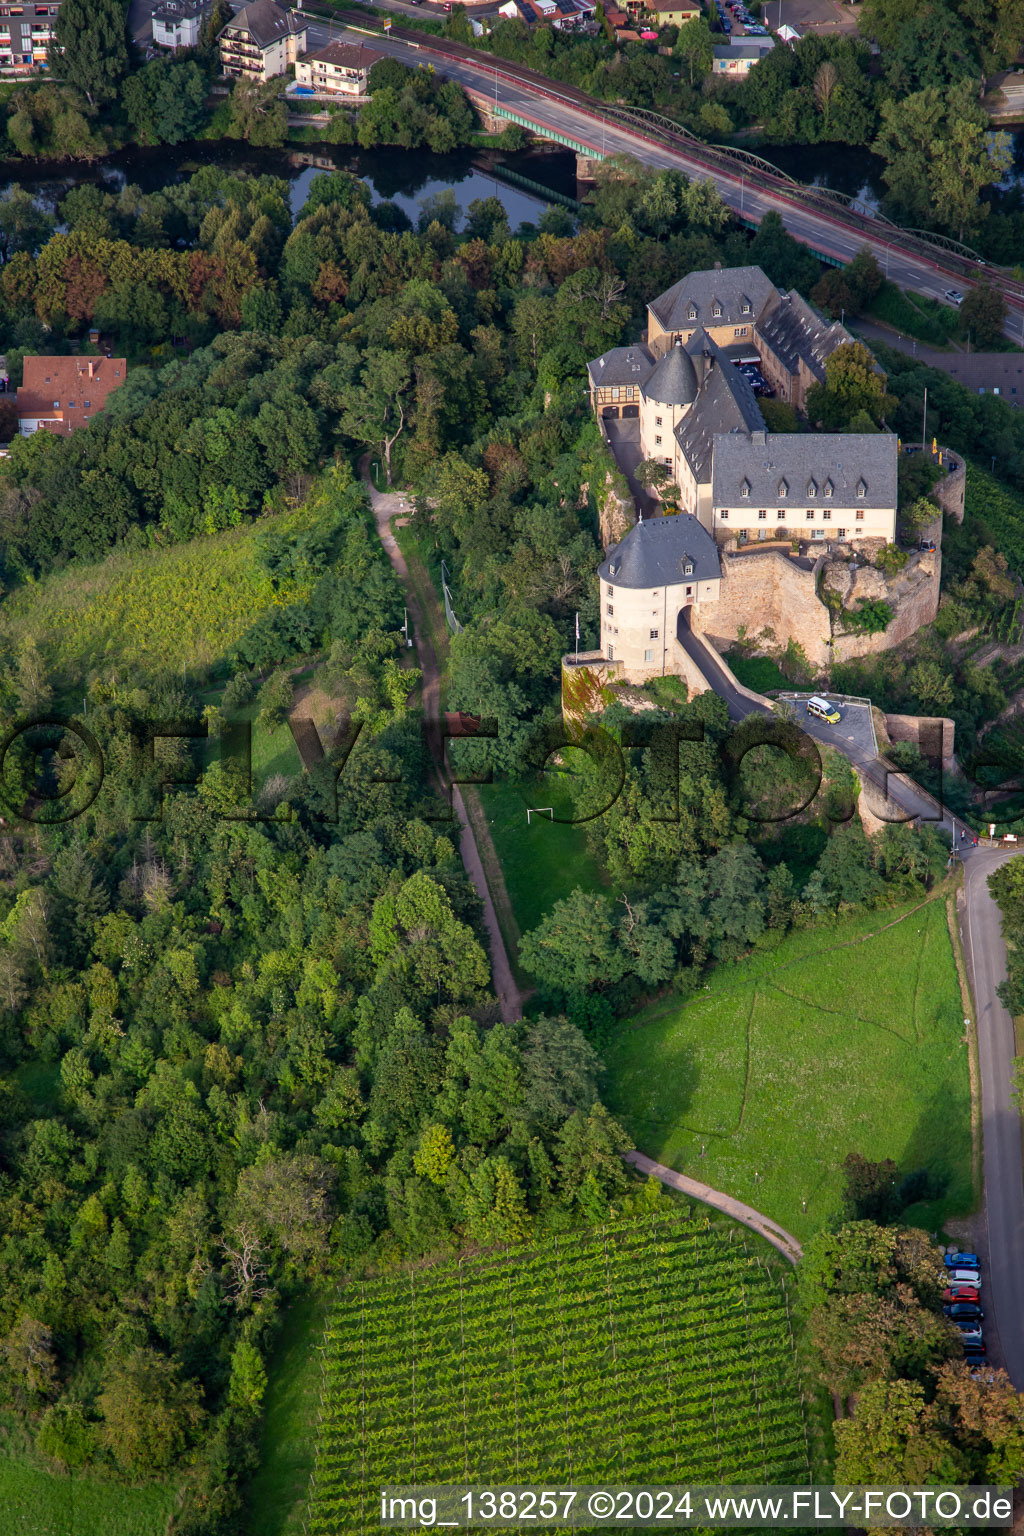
{"left": 218, "top": 0, "right": 306, "bottom": 81}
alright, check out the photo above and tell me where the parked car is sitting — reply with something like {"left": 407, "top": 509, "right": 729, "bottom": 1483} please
{"left": 944, "top": 1302, "right": 984, "bottom": 1321}
{"left": 964, "top": 1345, "right": 988, "bottom": 1361}
{"left": 919, "top": 539, "right": 936, "bottom": 552}
{"left": 944, "top": 1252, "right": 980, "bottom": 1269}
{"left": 943, "top": 1285, "right": 979, "bottom": 1303}
{"left": 946, "top": 1268, "right": 981, "bottom": 1288}
{"left": 806, "top": 696, "right": 842, "bottom": 724}
{"left": 955, "top": 1324, "right": 984, "bottom": 1342}
{"left": 945, "top": 289, "right": 964, "bottom": 306}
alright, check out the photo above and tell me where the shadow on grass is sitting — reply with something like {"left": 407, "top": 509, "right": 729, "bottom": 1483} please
{"left": 243, "top": 1292, "right": 331, "bottom": 1536}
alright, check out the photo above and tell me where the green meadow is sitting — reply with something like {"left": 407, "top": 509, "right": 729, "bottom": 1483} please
{"left": 602, "top": 896, "right": 972, "bottom": 1240}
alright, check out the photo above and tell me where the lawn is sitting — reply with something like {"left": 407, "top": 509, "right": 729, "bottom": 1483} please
{"left": 308, "top": 1214, "right": 810, "bottom": 1535}
{"left": 0, "top": 1451, "right": 177, "bottom": 1536}
{"left": 475, "top": 777, "right": 607, "bottom": 939}
{"left": 725, "top": 652, "right": 791, "bottom": 694}
{"left": 0, "top": 515, "right": 312, "bottom": 692}
{"left": 601, "top": 896, "right": 973, "bottom": 1241}
{"left": 245, "top": 1294, "right": 332, "bottom": 1536}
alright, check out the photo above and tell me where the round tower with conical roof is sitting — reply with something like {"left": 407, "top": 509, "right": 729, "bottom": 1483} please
{"left": 638, "top": 338, "right": 698, "bottom": 490}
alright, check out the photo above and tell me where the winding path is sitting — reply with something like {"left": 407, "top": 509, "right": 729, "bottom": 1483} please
{"left": 624, "top": 1151, "right": 804, "bottom": 1265}
{"left": 364, "top": 468, "right": 524, "bottom": 1024}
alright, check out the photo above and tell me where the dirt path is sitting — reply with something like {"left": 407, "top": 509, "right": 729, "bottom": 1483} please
{"left": 624, "top": 1151, "right": 804, "bottom": 1265}
{"left": 363, "top": 464, "right": 524, "bottom": 1024}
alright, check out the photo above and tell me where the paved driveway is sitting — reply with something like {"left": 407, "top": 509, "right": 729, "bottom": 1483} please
{"left": 781, "top": 694, "right": 877, "bottom": 760}
{"left": 962, "top": 849, "right": 1024, "bottom": 1390}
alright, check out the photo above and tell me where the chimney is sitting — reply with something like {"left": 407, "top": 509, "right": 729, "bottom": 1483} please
{"left": 713, "top": 260, "right": 722, "bottom": 270}
{"left": 88, "top": 359, "right": 95, "bottom": 379}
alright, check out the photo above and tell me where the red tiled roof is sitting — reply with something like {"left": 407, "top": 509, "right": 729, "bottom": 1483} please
{"left": 17, "top": 356, "right": 127, "bottom": 437}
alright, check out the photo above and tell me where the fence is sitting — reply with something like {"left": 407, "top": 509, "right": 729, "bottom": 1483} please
{"left": 440, "top": 559, "right": 463, "bottom": 636}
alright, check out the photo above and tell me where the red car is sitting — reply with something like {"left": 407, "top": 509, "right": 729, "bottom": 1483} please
{"left": 944, "top": 1285, "right": 980, "bottom": 1303}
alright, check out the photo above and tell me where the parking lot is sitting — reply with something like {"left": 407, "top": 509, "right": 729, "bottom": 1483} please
{"left": 779, "top": 693, "right": 879, "bottom": 760}
{"left": 769, "top": 0, "right": 860, "bottom": 34}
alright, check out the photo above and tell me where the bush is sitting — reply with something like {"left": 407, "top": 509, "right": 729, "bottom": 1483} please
{"left": 844, "top": 598, "right": 894, "bottom": 635}
{"left": 256, "top": 669, "right": 293, "bottom": 731}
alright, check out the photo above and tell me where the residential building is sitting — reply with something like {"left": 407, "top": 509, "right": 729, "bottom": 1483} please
{"left": 0, "top": 0, "right": 59, "bottom": 76}
{"left": 644, "top": 0, "right": 701, "bottom": 22}
{"left": 588, "top": 263, "right": 896, "bottom": 546}
{"left": 294, "top": 40, "right": 378, "bottom": 94}
{"left": 17, "top": 356, "right": 127, "bottom": 437}
{"left": 599, "top": 513, "right": 722, "bottom": 676}
{"left": 152, "top": 0, "right": 205, "bottom": 49}
{"left": 219, "top": 0, "right": 306, "bottom": 82}
{"left": 712, "top": 42, "right": 766, "bottom": 72}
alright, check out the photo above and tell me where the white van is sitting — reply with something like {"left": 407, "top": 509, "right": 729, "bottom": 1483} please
{"left": 806, "top": 696, "right": 841, "bottom": 725}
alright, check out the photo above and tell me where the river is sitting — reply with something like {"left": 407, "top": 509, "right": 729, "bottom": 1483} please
{"left": 0, "top": 140, "right": 582, "bottom": 228}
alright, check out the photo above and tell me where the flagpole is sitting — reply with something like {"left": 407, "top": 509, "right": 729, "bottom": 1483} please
{"left": 575, "top": 611, "right": 579, "bottom": 663}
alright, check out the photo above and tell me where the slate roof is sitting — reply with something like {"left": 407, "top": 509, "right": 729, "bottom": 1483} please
{"left": 757, "top": 291, "right": 852, "bottom": 383}
{"left": 587, "top": 343, "right": 654, "bottom": 390}
{"left": 643, "top": 341, "right": 698, "bottom": 406}
{"left": 673, "top": 338, "right": 765, "bottom": 485}
{"left": 221, "top": 0, "right": 303, "bottom": 48}
{"left": 714, "top": 42, "right": 766, "bottom": 58}
{"left": 710, "top": 431, "right": 898, "bottom": 509}
{"left": 648, "top": 264, "right": 777, "bottom": 335}
{"left": 153, "top": 0, "right": 204, "bottom": 21}
{"left": 599, "top": 513, "right": 721, "bottom": 588}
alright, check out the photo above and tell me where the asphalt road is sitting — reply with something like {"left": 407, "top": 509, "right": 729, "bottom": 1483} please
{"left": 677, "top": 614, "right": 1024, "bottom": 1388}
{"left": 963, "top": 850, "right": 1024, "bottom": 1389}
{"left": 307, "top": 20, "right": 1022, "bottom": 331}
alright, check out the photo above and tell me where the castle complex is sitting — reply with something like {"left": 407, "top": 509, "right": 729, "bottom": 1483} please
{"left": 588, "top": 263, "right": 898, "bottom": 544}
{"left": 584, "top": 265, "right": 948, "bottom": 685}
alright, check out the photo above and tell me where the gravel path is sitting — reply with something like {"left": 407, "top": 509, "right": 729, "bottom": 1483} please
{"left": 624, "top": 1151, "right": 804, "bottom": 1264}
{"left": 364, "top": 468, "right": 524, "bottom": 1024}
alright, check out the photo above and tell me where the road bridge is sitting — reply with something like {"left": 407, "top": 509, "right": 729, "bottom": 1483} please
{"left": 298, "top": 7, "right": 1024, "bottom": 339}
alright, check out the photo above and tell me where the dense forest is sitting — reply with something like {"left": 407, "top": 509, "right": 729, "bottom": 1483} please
{"left": 0, "top": 89, "right": 1022, "bottom": 1524}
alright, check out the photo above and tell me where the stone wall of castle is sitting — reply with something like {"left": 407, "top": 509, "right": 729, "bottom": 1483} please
{"left": 829, "top": 547, "right": 941, "bottom": 662}
{"left": 688, "top": 538, "right": 942, "bottom": 672}
{"left": 933, "top": 452, "right": 966, "bottom": 524}
{"left": 691, "top": 548, "right": 834, "bottom": 667}
{"left": 882, "top": 712, "right": 956, "bottom": 772}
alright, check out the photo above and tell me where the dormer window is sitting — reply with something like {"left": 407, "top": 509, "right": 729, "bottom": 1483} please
{"left": 777, "top": 478, "right": 788, "bottom": 498}
{"left": 740, "top": 478, "right": 751, "bottom": 498}
{"left": 688, "top": 307, "right": 697, "bottom": 321}
{"left": 740, "top": 298, "right": 751, "bottom": 314}
{"left": 712, "top": 303, "right": 722, "bottom": 318}
{"left": 683, "top": 561, "right": 693, "bottom": 576}
{"left": 856, "top": 478, "right": 867, "bottom": 497}
{"left": 806, "top": 478, "right": 817, "bottom": 498}
{"left": 823, "top": 479, "right": 834, "bottom": 498}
